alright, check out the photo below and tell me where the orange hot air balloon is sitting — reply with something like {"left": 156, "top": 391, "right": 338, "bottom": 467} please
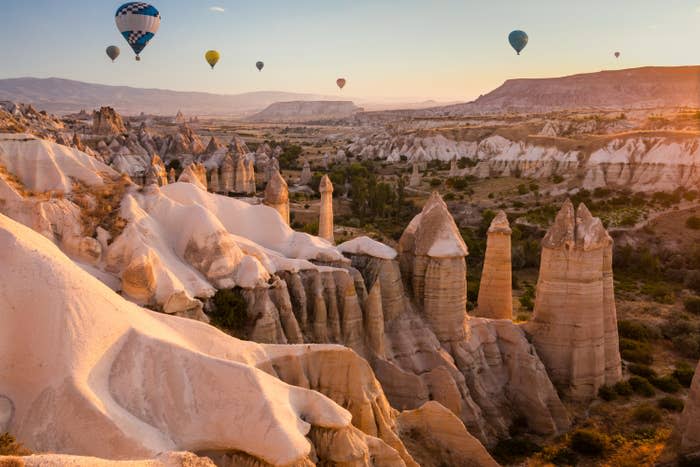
{"left": 336, "top": 78, "right": 346, "bottom": 90}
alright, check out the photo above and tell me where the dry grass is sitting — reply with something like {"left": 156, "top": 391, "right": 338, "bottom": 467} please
{"left": 72, "top": 177, "right": 130, "bottom": 241}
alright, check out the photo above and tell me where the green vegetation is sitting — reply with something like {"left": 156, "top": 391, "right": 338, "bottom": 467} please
{"left": 210, "top": 288, "right": 248, "bottom": 337}
{"left": 658, "top": 396, "right": 684, "bottom": 412}
{"left": 632, "top": 405, "right": 663, "bottom": 423}
{"left": 569, "top": 429, "right": 611, "bottom": 457}
{"left": 628, "top": 376, "right": 656, "bottom": 397}
{"left": 686, "top": 216, "right": 700, "bottom": 230}
{"left": 0, "top": 433, "right": 30, "bottom": 456}
{"left": 618, "top": 320, "right": 660, "bottom": 341}
{"left": 491, "top": 437, "right": 542, "bottom": 465}
{"left": 684, "top": 297, "right": 700, "bottom": 315}
{"left": 673, "top": 362, "right": 696, "bottom": 387}
{"left": 620, "top": 338, "right": 654, "bottom": 365}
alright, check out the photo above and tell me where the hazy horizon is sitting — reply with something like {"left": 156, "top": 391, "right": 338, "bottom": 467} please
{"left": 1, "top": 0, "right": 699, "bottom": 102}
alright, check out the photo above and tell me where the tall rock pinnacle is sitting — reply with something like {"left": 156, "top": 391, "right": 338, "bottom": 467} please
{"left": 476, "top": 210, "right": 513, "bottom": 320}
{"left": 264, "top": 170, "right": 290, "bottom": 225}
{"left": 318, "top": 175, "right": 334, "bottom": 244}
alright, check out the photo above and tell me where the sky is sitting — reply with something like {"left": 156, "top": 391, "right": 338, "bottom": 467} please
{"left": 0, "top": 0, "right": 698, "bottom": 102}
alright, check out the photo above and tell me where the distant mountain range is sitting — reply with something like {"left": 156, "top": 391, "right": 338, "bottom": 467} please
{"left": 247, "top": 101, "right": 363, "bottom": 122}
{"left": 0, "top": 77, "right": 339, "bottom": 116}
{"left": 428, "top": 66, "right": 700, "bottom": 115}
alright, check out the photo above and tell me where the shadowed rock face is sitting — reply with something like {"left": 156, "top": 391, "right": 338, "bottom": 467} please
{"left": 92, "top": 107, "right": 126, "bottom": 135}
{"left": 476, "top": 210, "right": 513, "bottom": 320}
{"left": 526, "top": 200, "right": 622, "bottom": 400}
{"left": 264, "top": 170, "right": 290, "bottom": 225}
{"left": 679, "top": 361, "right": 700, "bottom": 459}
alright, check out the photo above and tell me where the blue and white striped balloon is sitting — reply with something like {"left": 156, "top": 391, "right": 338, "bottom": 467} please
{"left": 115, "top": 2, "right": 161, "bottom": 61}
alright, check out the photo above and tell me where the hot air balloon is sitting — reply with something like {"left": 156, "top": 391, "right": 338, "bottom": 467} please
{"left": 106, "top": 46, "right": 120, "bottom": 62}
{"left": 205, "top": 50, "right": 220, "bottom": 69}
{"left": 508, "top": 30, "right": 528, "bottom": 55}
{"left": 256, "top": 61, "right": 265, "bottom": 72}
{"left": 336, "top": 78, "right": 346, "bottom": 90}
{"left": 115, "top": 2, "right": 161, "bottom": 61}
{"left": 614, "top": 51, "right": 621, "bottom": 59}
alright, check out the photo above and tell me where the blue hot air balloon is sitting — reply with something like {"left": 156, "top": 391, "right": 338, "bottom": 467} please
{"left": 508, "top": 30, "right": 528, "bottom": 55}
{"left": 115, "top": 2, "right": 161, "bottom": 61}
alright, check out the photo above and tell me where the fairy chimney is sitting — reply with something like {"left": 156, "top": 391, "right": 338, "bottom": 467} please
{"left": 476, "top": 211, "right": 513, "bottom": 320}
{"left": 318, "top": 175, "right": 334, "bottom": 244}
{"left": 264, "top": 170, "right": 290, "bottom": 225}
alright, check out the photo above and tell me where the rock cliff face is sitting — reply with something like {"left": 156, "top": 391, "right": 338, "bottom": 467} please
{"left": 346, "top": 132, "right": 700, "bottom": 193}
{"left": 476, "top": 210, "right": 513, "bottom": 320}
{"left": 526, "top": 200, "right": 622, "bottom": 400}
{"left": 318, "top": 175, "right": 334, "bottom": 244}
{"left": 92, "top": 106, "right": 126, "bottom": 135}
{"left": 679, "top": 361, "right": 700, "bottom": 459}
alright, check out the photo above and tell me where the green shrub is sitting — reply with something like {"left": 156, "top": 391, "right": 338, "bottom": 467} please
{"left": 640, "top": 281, "right": 675, "bottom": 304}
{"left": 629, "top": 376, "right": 655, "bottom": 397}
{"left": 686, "top": 216, "right": 700, "bottom": 230}
{"left": 628, "top": 364, "right": 657, "bottom": 379}
{"left": 650, "top": 375, "right": 682, "bottom": 393}
{"left": 211, "top": 288, "right": 248, "bottom": 335}
{"left": 491, "top": 437, "right": 542, "bottom": 464}
{"left": 569, "top": 429, "right": 610, "bottom": 457}
{"left": 429, "top": 178, "right": 442, "bottom": 187}
{"left": 673, "top": 362, "right": 696, "bottom": 387}
{"left": 0, "top": 433, "right": 30, "bottom": 456}
{"left": 613, "top": 380, "right": 633, "bottom": 396}
{"left": 620, "top": 338, "right": 654, "bottom": 364}
{"left": 632, "top": 404, "right": 663, "bottom": 423}
{"left": 684, "top": 297, "right": 700, "bottom": 315}
{"left": 658, "top": 396, "right": 685, "bottom": 412}
{"left": 671, "top": 334, "right": 700, "bottom": 359}
{"left": 543, "top": 446, "right": 578, "bottom": 465}
{"left": 598, "top": 385, "right": 617, "bottom": 401}
{"left": 618, "top": 320, "right": 660, "bottom": 341}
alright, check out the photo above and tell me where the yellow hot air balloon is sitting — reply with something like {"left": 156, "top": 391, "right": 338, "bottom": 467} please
{"left": 205, "top": 50, "right": 220, "bottom": 69}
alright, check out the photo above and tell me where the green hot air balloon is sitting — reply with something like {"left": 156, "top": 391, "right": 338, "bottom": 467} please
{"left": 106, "top": 45, "right": 120, "bottom": 62}
{"left": 508, "top": 30, "right": 528, "bottom": 55}
{"left": 256, "top": 61, "right": 264, "bottom": 72}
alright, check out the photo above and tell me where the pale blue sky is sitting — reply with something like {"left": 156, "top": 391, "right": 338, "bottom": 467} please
{"left": 0, "top": 1, "right": 698, "bottom": 100}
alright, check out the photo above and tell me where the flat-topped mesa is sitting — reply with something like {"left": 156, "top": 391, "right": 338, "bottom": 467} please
{"left": 409, "top": 163, "right": 422, "bottom": 187}
{"left": 399, "top": 192, "right": 468, "bottom": 344}
{"left": 300, "top": 159, "right": 312, "bottom": 186}
{"left": 318, "top": 175, "right": 335, "bottom": 244}
{"left": 264, "top": 170, "right": 290, "bottom": 225}
{"left": 526, "top": 200, "right": 622, "bottom": 400}
{"left": 476, "top": 210, "right": 513, "bottom": 320}
{"left": 92, "top": 106, "right": 126, "bottom": 135}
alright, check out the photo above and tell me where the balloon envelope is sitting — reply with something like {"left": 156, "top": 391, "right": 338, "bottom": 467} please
{"left": 256, "top": 61, "right": 264, "bottom": 71}
{"left": 508, "top": 30, "right": 528, "bottom": 55}
{"left": 336, "top": 78, "right": 346, "bottom": 90}
{"left": 115, "top": 2, "right": 161, "bottom": 60}
{"left": 614, "top": 51, "right": 620, "bottom": 58}
{"left": 205, "top": 50, "right": 220, "bottom": 69}
{"left": 106, "top": 45, "right": 120, "bottom": 62}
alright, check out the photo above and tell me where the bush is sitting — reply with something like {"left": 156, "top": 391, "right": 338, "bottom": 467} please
{"left": 569, "top": 429, "right": 610, "bottom": 457}
{"left": 628, "top": 364, "right": 657, "bottom": 379}
{"left": 211, "top": 288, "right": 248, "bottom": 335}
{"left": 491, "top": 437, "right": 542, "bottom": 464}
{"left": 0, "top": 432, "right": 30, "bottom": 456}
{"left": 598, "top": 385, "right": 617, "bottom": 401}
{"left": 613, "top": 380, "right": 634, "bottom": 396}
{"left": 684, "top": 297, "right": 700, "bottom": 315}
{"left": 658, "top": 396, "right": 685, "bottom": 412}
{"left": 632, "top": 404, "right": 663, "bottom": 423}
{"left": 618, "top": 320, "right": 660, "bottom": 341}
{"left": 673, "top": 362, "right": 696, "bottom": 387}
{"left": 629, "top": 376, "right": 656, "bottom": 397}
{"left": 542, "top": 446, "right": 578, "bottom": 465}
{"left": 650, "top": 375, "right": 682, "bottom": 393}
{"left": 686, "top": 216, "right": 700, "bottom": 230}
{"left": 620, "top": 338, "right": 654, "bottom": 364}
{"left": 429, "top": 178, "right": 442, "bottom": 187}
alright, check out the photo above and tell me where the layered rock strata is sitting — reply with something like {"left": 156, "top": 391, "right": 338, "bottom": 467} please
{"left": 526, "top": 200, "right": 622, "bottom": 400}
{"left": 679, "top": 361, "right": 700, "bottom": 459}
{"left": 476, "top": 210, "right": 513, "bottom": 320}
